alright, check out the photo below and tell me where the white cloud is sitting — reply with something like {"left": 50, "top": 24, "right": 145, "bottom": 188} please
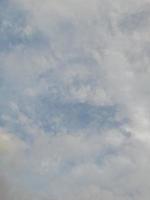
{"left": 1, "top": 0, "right": 150, "bottom": 199}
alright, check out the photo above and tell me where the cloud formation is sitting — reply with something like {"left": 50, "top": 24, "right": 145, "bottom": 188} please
{"left": 1, "top": 0, "right": 150, "bottom": 199}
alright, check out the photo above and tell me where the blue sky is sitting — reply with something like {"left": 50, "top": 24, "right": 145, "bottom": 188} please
{"left": 1, "top": 0, "right": 150, "bottom": 199}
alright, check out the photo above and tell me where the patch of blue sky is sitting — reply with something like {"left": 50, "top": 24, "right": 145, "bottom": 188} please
{"left": 0, "top": 1, "right": 49, "bottom": 52}
{"left": 0, "top": 58, "right": 126, "bottom": 143}
{"left": 32, "top": 99, "right": 120, "bottom": 133}
{"left": 0, "top": 83, "right": 122, "bottom": 143}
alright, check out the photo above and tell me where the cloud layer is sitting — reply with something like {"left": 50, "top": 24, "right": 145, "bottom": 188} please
{"left": 1, "top": 0, "right": 150, "bottom": 199}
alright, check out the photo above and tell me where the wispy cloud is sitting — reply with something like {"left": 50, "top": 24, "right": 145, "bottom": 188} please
{"left": 1, "top": 0, "right": 150, "bottom": 199}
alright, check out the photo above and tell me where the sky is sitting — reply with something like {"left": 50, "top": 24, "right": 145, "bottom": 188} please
{"left": 1, "top": 0, "right": 150, "bottom": 199}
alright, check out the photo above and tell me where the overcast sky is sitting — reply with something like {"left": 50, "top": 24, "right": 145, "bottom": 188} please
{"left": 1, "top": 0, "right": 150, "bottom": 199}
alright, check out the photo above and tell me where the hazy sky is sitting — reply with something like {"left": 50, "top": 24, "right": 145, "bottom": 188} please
{"left": 1, "top": 0, "right": 150, "bottom": 199}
